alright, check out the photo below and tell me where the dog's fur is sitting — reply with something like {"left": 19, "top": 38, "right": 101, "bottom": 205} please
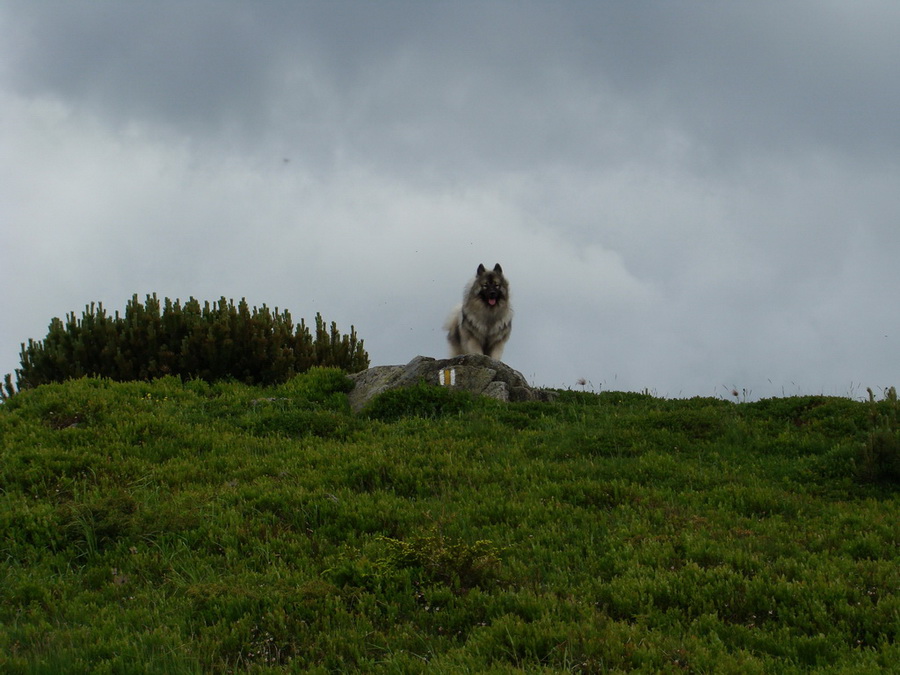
{"left": 444, "top": 263, "right": 513, "bottom": 360}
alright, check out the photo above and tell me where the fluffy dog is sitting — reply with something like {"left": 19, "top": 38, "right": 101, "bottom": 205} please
{"left": 444, "top": 263, "right": 513, "bottom": 360}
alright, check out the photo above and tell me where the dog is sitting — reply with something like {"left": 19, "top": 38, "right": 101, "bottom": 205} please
{"left": 444, "top": 263, "right": 513, "bottom": 360}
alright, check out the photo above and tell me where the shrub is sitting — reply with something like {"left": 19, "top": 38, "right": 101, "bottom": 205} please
{"left": 376, "top": 531, "right": 504, "bottom": 591}
{"left": 3, "top": 295, "right": 368, "bottom": 397}
{"left": 362, "top": 380, "right": 475, "bottom": 421}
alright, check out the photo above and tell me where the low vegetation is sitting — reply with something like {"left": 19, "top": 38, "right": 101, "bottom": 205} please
{"left": 1, "top": 371, "right": 897, "bottom": 672}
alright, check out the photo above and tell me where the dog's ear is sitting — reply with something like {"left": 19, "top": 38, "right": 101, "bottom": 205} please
{"left": 493, "top": 263, "right": 503, "bottom": 274}
{"left": 477, "top": 263, "right": 486, "bottom": 275}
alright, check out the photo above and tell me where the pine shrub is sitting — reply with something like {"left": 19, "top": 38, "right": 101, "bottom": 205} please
{"left": 3, "top": 294, "right": 368, "bottom": 397}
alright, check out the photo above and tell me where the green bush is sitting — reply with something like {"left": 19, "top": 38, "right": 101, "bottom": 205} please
{"left": 362, "top": 380, "right": 475, "bottom": 421}
{"left": 3, "top": 294, "right": 368, "bottom": 397}
{"left": 377, "top": 531, "right": 504, "bottom": 591}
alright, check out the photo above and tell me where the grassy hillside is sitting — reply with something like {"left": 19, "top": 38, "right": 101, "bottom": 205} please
{"left": 1, "top": 371, "right": 897, "bottom": 673}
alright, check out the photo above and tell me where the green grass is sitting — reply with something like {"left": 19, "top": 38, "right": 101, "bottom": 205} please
{"left": 1, "top": 371, "right": 897, "bottom": 673}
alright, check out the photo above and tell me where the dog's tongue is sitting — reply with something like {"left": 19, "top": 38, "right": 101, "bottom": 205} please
{"left": 488, "top": 298, "right": 497, "bottom": 306}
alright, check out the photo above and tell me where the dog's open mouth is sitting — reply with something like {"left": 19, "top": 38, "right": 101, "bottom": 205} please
{"left": 487, "top": 298, "right": 497, "bottom": 306}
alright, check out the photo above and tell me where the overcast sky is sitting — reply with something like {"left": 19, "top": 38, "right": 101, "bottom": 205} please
{"left": 3, "top": 1, "right": 899, "bottom": 400}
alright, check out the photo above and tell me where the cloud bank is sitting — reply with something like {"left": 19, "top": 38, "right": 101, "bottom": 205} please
{"left": 3, "top": 2, "right": 899, "bottom": 398}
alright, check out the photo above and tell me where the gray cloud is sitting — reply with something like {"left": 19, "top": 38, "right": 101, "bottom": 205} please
{"left": 10, "top": 1, "right": 899, "bottom": 176}
{"left": 3, "top": 1, "right": 899, "bottom": 398}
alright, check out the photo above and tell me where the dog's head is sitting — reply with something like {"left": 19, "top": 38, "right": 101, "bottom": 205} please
{"left": 474, "top": 263, "right": 508, "bottom": 308}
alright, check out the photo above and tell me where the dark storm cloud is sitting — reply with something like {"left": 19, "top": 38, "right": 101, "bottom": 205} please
{"left": 6, "top": 1, "right": 900, "bottom": 184}
{"left": 5, "top": 2, "right": 279, "bottom": 133}
{"left": 562, "top": 2, "right": 900, "bottom": 164}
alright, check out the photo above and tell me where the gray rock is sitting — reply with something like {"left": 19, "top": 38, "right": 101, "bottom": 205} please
{"left": 481, "top": 380, "right": 510, "bottom": 402}
{"left": 347, "top": 354, "right": 557, "bottom": 412}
